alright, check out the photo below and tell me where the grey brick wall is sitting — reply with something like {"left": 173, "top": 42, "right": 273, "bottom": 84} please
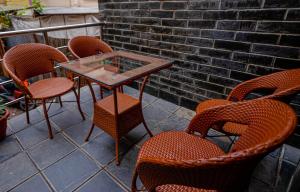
{"left": 98, "top": 0, "right": 300, "bottom": 147}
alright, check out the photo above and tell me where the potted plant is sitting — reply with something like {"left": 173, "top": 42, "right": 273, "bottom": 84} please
{"left": 0, "top": 98, "right": 9, "bottom": 141}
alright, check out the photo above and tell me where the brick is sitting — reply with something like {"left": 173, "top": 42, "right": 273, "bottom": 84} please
{"left": 264, "top": 0, "right": 300, "bottom": 8}
{"left": 203, "top": 10, "right": 237, "bottom": 20}
{"left": 108, "top": 41, "right": 122, "bottom": 48}
{"left": 201, "top": 30, "right": 235, "bottom": 40}
{"left": 140, "top": 47, "right": 160, "bottom": 55}
{"left": 274, "top": 58, "right": 300, "bottom": 69}
{"left": 230, "top": 71, "right": 258, "bottom": 81}
{"left": 200, "top": 66, "right": 229, "bottom": 78}
{"left": 160, "top": 77, "right": 181, "bottom": 87}
{"left": 140, "top": 2, "right": 160, "bottom": 9}
{"left": 238, "top": 9, "right": 286, "bottom": 20}
{"left": 171, "top": 73, "right": 195, "bottom": 84}
{"left": 212, "top": 58, "right": 246, "bottom": 71}
{"left": 161, "top": 50, "right": 183, "bottom": 59}
{"left": 162, "top": 2, "right": 187, "bottom": 10}
{"left": 162, "top": 19, "right": 187, "bottom": 27}
{"left": 131, "top": 25, "right": 150, "bottom": 32}
{"left": 151, "top": 11, "right": 173, "bottom": 18}
{"left": 151, "top": 26, "right": 172, "bottom": 34}
{"left": 182, "top": 84, "right": 206, "bottom": 95}
{"left": 162, "top": 35, "right": 186, "bottom": 44}
{"left": 140, "top": 17, "right": 160, "bottom": 25}
{"left": 173, "top": 44, "right": 198, "bottom": 54}
{"left": 159, "top": 90, "right": 179, "bottom": 105}
{"left": 185, "top": 54, "right": 211, "bottom": 64}
{"left": 252, "top": 44, "right": 300, "bottom": 59}
{"left": 122, "top": 17, "right": 139, "bottom": 24}
{"left": 114, "top": 23, "right": 130, "bottom": 29}
{"left": 173, "top": 60, "right": 198, "bottom": 70}
{"left": 194, "top": 80, "right": 225, "bottom": 93}
{"left": 199, "top": 48, "right": 232, "bottom": 59}
{"left": 175, "top": 11, "right": 203, "bottom": 19}
{"left": 170, "top": 87, "right": 194, "bottom": 99}
{"left": 107, "top": 28, "right": 122, "bottom": 35}
{"left": 214, "top": 40, "right": 251, "bottom": 52}
{"left": 209, "top": 75, "right": 240, "bottom": 87}
{"left": 217, "top": 21, "right": 256, "bottom": 31}
{"left": 257, "top": 22, "right": 300, "bottom": 34}
{"left": 131, "top": 38, "right": 147, "bottom": 46}
{"left": 120, "top": 2, "right": 138, "bottom": 9}
{"left": 173, "top": 28, "right": 200, "bottom": 37}
{"left": 186, "top": 37, "right": 213, "bottom": 47}
{"left": 280, "top": 35, "right": 300, "bottom": 47}
{"left": 180, "top": 97, "right": 198, "bottom": 110}
{"left": 122, "top": 30, "right": 140, "bottom": 38}
{"left": 183, "top": 70, "right": 207, "bottom": 81}
{"left": 206, "top": 91, "right": 227, "bottom": 99}
{"left": 233, "top": 52, "right": 273, "bottom": 66}
{"left": 148, "top": 40, "right": 172, "bottom": 50}
{"left": 115, "top": 36, "right": 130, "bottom": 42}
{"left": 131, "top": 10, "right": 151, "bottom": 17}
{"left": 247, "top": 65, "right": 278, "bottom": 76}
{"left": 221, "top": 0, "right": 263, "bottom": 9}
{"left": 286, "top": 10, "right": 300, "bottom": 21}
{"left": 188, "top": 20, "right": 216, "bottom": 29}
{"left": 123, "top": 43, "right": 139, "bottom": 51}
{"left": 141, "top": 33, "right": 161, "bottom": 41}
{"left": 235, "top": 32, "right": 279, "bottom": 44}
{"left": 189, "top": 0, "right": 220, "bottom": 10}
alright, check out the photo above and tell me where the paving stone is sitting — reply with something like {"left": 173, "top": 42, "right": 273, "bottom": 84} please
{"left": 10, "top": 174, "right": 52, "bottom": 192}
{"left": 276, "top": 161, "right": 296, "bottom": 192}
{"left": 43, "top": 150, "right": 100, "bottom": 192}
{"left": 8, "top": 108, "right": 44, "bottom": 133}
{"left": 107, "top": 146, "right": 142, "bottom": 190}
{"left": 283, "top": 144, "right": 300, "bottom": 164}
{"left": 124, "top": 124, "right": 149, "bottom": 145}
{"left": 64, "top": 120, "right": 102, "bottom": 146}
{"left": 141, "top": 92, "right": 158, "bottom": 106}
{"left": 28, "top": 133, "right": 76, "bottom": 170}
{"left": 75, "top": 170, "right": 125, "bottom": 192}
{"left": 0, "top": 136, "right": 21, "bottom": 163}
{"left": 157, "top": 113, "right": 189, "bottom": 132}
{"left": 248, "top": 178, "right": 272, "bottom": 192}
{"left": 151, "top": 98, "right": 181, "bottom": 113}
{"left": 0, "top": 152, "right": 37, "bottom": 192}
{"left": 175, "top": 107, "right": 196, "bottom": 120}
{"left": 252, "top": 155, "right": 278, "bottom": 185}
{"left": 123, "top": 86, "right": 139, "bottom": 97}
{"left": 50, "top": 109, "right": 86, "bottom": 130}
{"left": 82, "top": 133, "right": 132, "bottom": 166}
{"left": 142, "top": 104, "right": 171, "bottom": 129}
{"left": 80, "top": 100, "right": 94, "bottom": 118}
{"left": 15, "top": 120, "right": 58, "bottom": 149}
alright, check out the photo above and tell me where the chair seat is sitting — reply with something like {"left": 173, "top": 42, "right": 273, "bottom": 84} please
{"left": 156, "top": 185, "right": 217, "bottom": 192}
{"left": 28, "top": 77, "right": 74, "bottom": 99}
{"left": 196, "top": 99, "right": 247, "bottom": 135}
{"left": 139, "top": 131, "right": 224, "bottom": 162}
{"left": 95, "top": 92, "right": 140, "bottom": 115}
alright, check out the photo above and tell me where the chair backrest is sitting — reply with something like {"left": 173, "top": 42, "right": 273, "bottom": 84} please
{"left": 3, "top": 43, "right": 68, "bottom": 95}
{"left": 181, "top": 99, "right": 296, "bottom": 190}
{"left": 68, "top": 36, "right": 113, "bottom": 59}
{"left": 228, "top": 69, "right": 300, "bottom": 102}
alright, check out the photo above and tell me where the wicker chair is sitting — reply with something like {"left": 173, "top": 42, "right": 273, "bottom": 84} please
{"left": 132, "top": 99, "right": 297, "bottom": 192}
{"left": 3, "top": 43, "right": 85, "bottom": 139}
{"left": 85, "top": 76, "right": 153, "bottom": 165}
{"left": 196, "top": 69, "right": 300, "bottom": 136}
{"left": 68, "top": 36, "right": 114, "bottom": 99}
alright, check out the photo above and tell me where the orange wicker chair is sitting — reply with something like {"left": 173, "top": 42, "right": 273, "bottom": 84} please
{"left": 132, "top": 99, "right": 297, "bottom": 192}
{"left": 3, "top": 43, "right": 85, "bottom": 139}
{"left": 196, "top": 69, "right": 300, "bottom": 136}
{"left": 68, "top": 36, "right": 114, "bottom": 99}
{"left": 85, "top": 76, "right": 153, "bottom": 165}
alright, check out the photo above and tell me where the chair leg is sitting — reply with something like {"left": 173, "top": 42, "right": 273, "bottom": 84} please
{"left": 77, "top": 76, "right": 81, "bottom": 101}
{"left": 115, "top": 140, "right": 120, "bottom": 166}
{"left": 58, "top": 96, "right": 63, "bottom": 107}
{"left": 100, "top": 86, "right": 103, "bottom": 99}
{"left": 42, "top": 99, "right": 53, "bottom": 139}
{"left": 121, "top": 85, "right": 124, "bottom": 93}
{"left": 25, "top": 95, "right": 30, "bottom": 124}
{"left": 72, "top": 88, "right": 85, "bottom": 121}
{"left": 141, "top": 113, "right": 153, "bottom": 137}
{"left": 85, "top": 124, "right": 95, "bottom": 142}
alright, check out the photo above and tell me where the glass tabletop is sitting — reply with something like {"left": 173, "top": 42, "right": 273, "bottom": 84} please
{"left": 59, "top": 51, "right": 172, "bottom": 88}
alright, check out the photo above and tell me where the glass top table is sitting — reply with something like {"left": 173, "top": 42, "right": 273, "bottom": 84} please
{"left": 59, "top": 51, "right": 172, "bottom": 89}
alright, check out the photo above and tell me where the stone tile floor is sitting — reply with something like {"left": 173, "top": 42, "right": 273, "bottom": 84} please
{"left": 1, "top": 85, "right": 300, "bottom": 192}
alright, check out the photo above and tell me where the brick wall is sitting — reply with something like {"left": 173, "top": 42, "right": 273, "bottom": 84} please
{"left": 98, "top": 0, "right": 300, "bottom": 146}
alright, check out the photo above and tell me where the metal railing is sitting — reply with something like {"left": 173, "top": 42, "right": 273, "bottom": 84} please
{"left": 0, "top": 21, "right": 107, "bottom": 106}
